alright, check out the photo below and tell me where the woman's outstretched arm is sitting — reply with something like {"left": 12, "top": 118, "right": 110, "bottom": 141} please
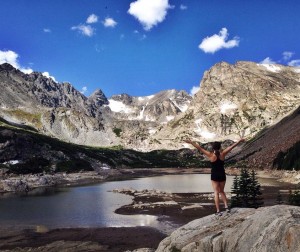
{"left": 222, "top": 138, "right": 245, "bottom": 156}
{"left": 184, "top": 139, "right": 212, "bottom": 158}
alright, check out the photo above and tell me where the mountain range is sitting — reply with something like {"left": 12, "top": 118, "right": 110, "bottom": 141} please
{"left": 0, "top": 61, "right": 299, "bottom": 170}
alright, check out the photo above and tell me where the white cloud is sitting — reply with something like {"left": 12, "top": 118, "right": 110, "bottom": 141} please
{"left": 0, "top": 50, "right": 33, "bottom": 74}
{"left": 282, "top": 51, "right": 294, "bottom": 61}
{"left": 86, "top": 14, "right": 98, "bottom": 24}
{"left": 190, "top": 86, "right": 200, "bottom": 96}
{"left": 259, "top": 57, "right": 276, "bottom": 64}
{"left": 0, "top": 50, "right": 19, "bottom": 67}
{"left": 71, "top": 24, "right": 95, "bottom": 37}
{"left": 42, "top": 72, "right": 56, "bottom": 81}
{"left": 180, "top": 4, "right": 187, "bottom": 10}
{"left": 43, "top": 28, "right": 51, "bottom": 33}
{"left": 288, "top": 59, "right": 300, "bottom": 67}
{"left": 80, "top": 86, "right": 88, "bottom": 94}
{"left": 128, "top": 0, "right": 171, "bottom": 31}
{"left": 103, "top": 17, "right": 117, "bottom": 28}
{"left": 140, "top": 34, "right": 147, "bottom": 40}
{"left": 21, "top": 68, "right": 33, "bottom": 74}
{"left": 198, "top": 28, "right": 239, "bottom": 54}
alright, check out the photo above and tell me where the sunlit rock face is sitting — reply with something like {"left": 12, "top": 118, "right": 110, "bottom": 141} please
{"left": 152, "top": 61, "right": 300, "bottom": 150}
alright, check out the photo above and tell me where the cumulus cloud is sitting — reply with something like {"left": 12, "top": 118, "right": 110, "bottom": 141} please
{"left": 282, "top": 51, "right": 294, "bottom": 61}
{"left": 71, "top": 24, "right": 95, "bottom": 37}
{"left": 103, "top": 17, "right": 117, "bottom": 28}
{"left": 190, "top": 86, "right": 200, "bottom": 96}
{"left": 128, "top": 0, "right": 171, "bottom": 31}
{"left": 86, "top": 14, "right": 98, "bottom": 24}
{"left": 0, "top": 50, "right": 19, "bottom": 67}
{"left": 260, "top": 57, "right": 276, "bottom": 64}
{"left": 43, "top": 28, "right": 51, "bottom": 33}
{"left": 0, "top": 50, "right": 33, "bottom": 74}
{"left": 288, "top": 59, "right": 300, "bottom": 67}
{"left": 80, "top": 86, "right": 88, "bottom": 94}
{"left": 180, "top": 4, "right": 187, "bottom": 10}
{"left": 42, "top": 72, "right": 56, "bottom": 81}
{"left": 198, "top": 28, "right": 239, "bottom": 54}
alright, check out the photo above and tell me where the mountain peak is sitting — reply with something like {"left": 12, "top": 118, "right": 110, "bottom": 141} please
{"left": 87, "top": 89, "right": 108, "bottom": 106}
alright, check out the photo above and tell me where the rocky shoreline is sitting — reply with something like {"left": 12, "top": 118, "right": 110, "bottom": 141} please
{"left": 1, "top": 167, "right": 299, "bottom": 194}
{"left": 0, "top": 168, "right": 210, "bottom": 193}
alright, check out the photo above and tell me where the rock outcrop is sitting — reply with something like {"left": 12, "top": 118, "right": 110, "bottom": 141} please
{"left": 155, "top": 205, "right": 300, "bottom": 252}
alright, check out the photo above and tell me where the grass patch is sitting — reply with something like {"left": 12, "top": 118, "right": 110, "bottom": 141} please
{"left": 3, "top": 109, "right": 42, "bottom": 129}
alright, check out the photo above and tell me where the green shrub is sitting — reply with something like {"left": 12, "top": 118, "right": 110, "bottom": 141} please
{"left": 113, "top": 128, "right": 122, "bottom": 137}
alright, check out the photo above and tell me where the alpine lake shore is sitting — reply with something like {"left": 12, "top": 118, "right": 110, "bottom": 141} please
{"left": 0, "top": 167, "right": 298, "bottom": 252}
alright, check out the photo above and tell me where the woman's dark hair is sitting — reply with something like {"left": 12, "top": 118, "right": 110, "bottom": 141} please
{"left": 212, "top": 141, "right": 221, "bottom": 157}
{"left": 212, "top": 141, "right": 221, "bottom": 151}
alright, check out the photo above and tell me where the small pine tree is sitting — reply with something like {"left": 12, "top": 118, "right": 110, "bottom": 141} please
{"left": 239, "top": 168, "right": 251, "bottom": 207}
{"left": 230, "top": 175, "right": 241, "bottom": 208}
{"left": 230, "top": 168, "right": 263, "bottom": 208}
{"left": 248, "top": 170, "right": 264, "bottom": 208}
{"left": 288, "top": 188, "right": 300, "bottom": 206}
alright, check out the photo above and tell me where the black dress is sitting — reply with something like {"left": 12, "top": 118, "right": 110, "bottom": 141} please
{"left": 210, "top": 154, "right": 226, "bottom": 182}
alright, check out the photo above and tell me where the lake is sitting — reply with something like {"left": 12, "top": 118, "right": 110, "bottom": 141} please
{"left": 0, "top": 173, "right": 282, "bottom": 232}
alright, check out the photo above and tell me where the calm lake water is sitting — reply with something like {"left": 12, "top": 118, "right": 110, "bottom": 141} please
{"left": 0, "top": 173, "right": 281, "bottom": 232}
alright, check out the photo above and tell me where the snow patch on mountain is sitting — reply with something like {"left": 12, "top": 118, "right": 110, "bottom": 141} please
{"left": 220, "top": 101, "right": 238, "bottom": 114}
{"left": 258, "top": 64, "right": 281, "bottom": 72}
{"left": 108, "top": 99, "right": 134, "bottom": 113}
{"left": 194, "top": 118, "right": 216, "bottom": 140}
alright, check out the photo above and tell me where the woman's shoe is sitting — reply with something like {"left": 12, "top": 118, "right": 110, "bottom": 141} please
{"left": 215, "top": 211, "right": 223, "bottom": 216}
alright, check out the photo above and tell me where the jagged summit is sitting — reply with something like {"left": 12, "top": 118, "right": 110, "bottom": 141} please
{"left": 88, "top": 89, "right": 109, "bottom": 106}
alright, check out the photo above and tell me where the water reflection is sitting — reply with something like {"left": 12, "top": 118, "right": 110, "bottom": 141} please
{"left": 0, "top": 174, "right": 235, "bottom": 230}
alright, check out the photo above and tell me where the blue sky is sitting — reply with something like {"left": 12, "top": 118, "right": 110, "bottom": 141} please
{"left": 1, "top": 0, "right": 300, "bottom": 98}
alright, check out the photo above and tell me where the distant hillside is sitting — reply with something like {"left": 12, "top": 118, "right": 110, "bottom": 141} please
{"left": 0, "top": 119, "right": 203, "bottom": 174}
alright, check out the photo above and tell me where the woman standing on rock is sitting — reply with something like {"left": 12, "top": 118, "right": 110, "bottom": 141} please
{"left": 184, "top": 139, "right": 245, "bottom": 215}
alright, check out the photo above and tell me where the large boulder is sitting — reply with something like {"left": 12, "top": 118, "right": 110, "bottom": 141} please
{"left": 156, "top": 205, "right": 300, "bottom": 252}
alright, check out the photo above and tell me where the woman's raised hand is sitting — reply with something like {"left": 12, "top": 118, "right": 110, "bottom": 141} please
{"left": 184, "top": 139, "right": 193, "bottom": 144}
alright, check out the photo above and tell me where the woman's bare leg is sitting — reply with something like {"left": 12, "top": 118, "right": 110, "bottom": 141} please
{"left": 219, "top": 181, "right": 228, "bottom": 208}
{"left": 211, "top": 180, "right": 220, "bottom": 212}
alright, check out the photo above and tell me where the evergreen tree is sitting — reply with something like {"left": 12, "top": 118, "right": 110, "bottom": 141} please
{"left": 239, "top": 168, "right": 251, "bottom": 207}
{"left": 288, "top": 188, "right": 300, "bottom": 206}
{"left": 230, "top": 168, "right": 263, "bottom": 208}
{"left": 248, "top": 170, "right": 264, "bottom": 208}
{"left": 230, "top": 175, "right": 241, "bottom": 208}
